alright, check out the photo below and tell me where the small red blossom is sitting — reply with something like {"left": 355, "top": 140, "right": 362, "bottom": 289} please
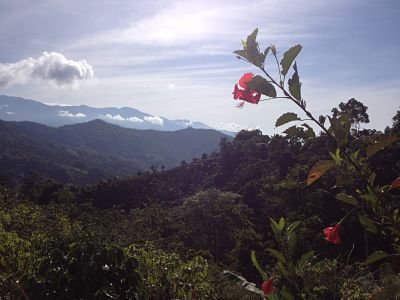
{"left": 261, "top": 278, "right": 274, "bottom": 295}
{"left": 323, "top": 223, "right": 342, "bottom": 244}
{"left": 233, "top": 73, "right": 261, "bottom": 107}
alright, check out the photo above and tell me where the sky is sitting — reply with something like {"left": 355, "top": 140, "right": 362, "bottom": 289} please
{"left": 0, "top": 0, "right": 399, "bottom": 134}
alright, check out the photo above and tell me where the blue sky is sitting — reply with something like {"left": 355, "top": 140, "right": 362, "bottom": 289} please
{"left": 0, "top": 0, "right": 399, "bottom": 133}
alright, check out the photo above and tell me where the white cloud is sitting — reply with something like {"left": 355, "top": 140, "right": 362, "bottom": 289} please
{"left": 101, "top": 113, "right": 125, "bottom": 121}
{"left": 209, "top": 121, "right": 260, "bottom": 132}
{"left": 0, "top": 52, "right": 94, "bottom": 88}
{"left": 127, "top": 116, "right": 144, "bottom": 123}
{"left": 144, "top": 115, "right": 164, "bottom": 125}
{"left": 6, "top": 111, "right": 15, "bottom": 115}
{"left": 0, "top": 104, "right": 8, "bottom": 109}
{"left": 58, "top": 110, "right": 86, "bottom": 118}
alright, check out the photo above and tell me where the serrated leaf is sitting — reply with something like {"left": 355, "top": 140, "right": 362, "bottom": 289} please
{"left": 306, "top": 160, "right": 336, "bottom": 185}
{"left": 275, "top": 113, "right": 301, "bottom": 127}
{"left": 297, "top": 251, "right": 314, "bottom": 270}
{"left": 280, "top": 44, "right": 302, "bottom": 76}
{"left": 234, "top": 50, "right": 248, "bottom": 60}
{"left": 359, "top": 215, "right": 378, "bottom": 234}
{"left": 246, "top": 29, "right": 260, "bottom": 66}
{"left": 302, "top": 123, "right": 316, "bottom": 138}
{"left": 288, "top": 62, "right": 301, "bottom": 101}
{"left": 365, "top": 251, "right": 389, "bottom": 264}
{"left": 336, "top": 193, "right": 359, "bottom": 205}
{"left": 223, "top": 271, "right": 265, "bottom": 297}
{"left": 247, "top": 75, "right": 277, "bottom": 97}
{"left": 389, "top": 176, "right": 400, "bottom": 191}
{"left": 251, "top": 250, "right": 268, "bottom": 281}
{"left": 366, "top": 135, "right": 399, "bottom": 158}
{"left": 267, "top": 248, "right": 285, "bottom": 263}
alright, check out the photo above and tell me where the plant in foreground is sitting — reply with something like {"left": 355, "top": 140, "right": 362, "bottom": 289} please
{"left": 225, "top": 28, "right": 400, "bottom": 299}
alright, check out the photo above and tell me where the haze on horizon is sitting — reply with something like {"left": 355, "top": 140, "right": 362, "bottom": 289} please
{"left": 0, "top": 0, "right": 399, "bottom": 134}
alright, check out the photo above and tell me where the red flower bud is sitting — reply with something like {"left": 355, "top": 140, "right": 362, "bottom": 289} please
{"left": 323, "top": 223, "right": 342, "bottom": 244}
{"left": 261, "top": 278, "right": 274, "bottom": 295}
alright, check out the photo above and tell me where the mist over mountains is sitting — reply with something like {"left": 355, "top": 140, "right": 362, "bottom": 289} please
{"left": 0, "top": 95, "right": 234, "bottom": 135}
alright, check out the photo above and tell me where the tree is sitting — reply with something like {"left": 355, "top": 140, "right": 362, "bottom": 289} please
{"left": 331, "top": 98, "right": 369, "bottom": 131}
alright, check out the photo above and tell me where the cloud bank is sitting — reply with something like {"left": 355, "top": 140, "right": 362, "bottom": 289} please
{"left": 0, "top": 52, "right": 94, "bottom": 88}
{"left": 58, "top": 110, "right": 86, "bottom": 118}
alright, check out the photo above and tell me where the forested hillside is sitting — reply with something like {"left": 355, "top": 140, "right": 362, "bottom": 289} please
{"left": 1, "top": 107, "right": 399, "bottom": 299}
{"left": 0, "top": 119, "right": 227, "bottom": 185}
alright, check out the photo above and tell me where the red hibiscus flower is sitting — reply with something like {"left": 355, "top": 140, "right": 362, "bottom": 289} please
{"left": 233, "top": 73, "right": 261, "bottom": 108}
{"left": 261, "top": 278, "right": 274, "bottom": 295}
{"left": 323, "top": 223, "right": 342, "bottom": 244}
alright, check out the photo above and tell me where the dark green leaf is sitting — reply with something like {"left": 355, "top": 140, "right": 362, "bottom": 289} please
{"left": 267, "top": 248, "right": 286, "bottom": 263}
{"left": 269, "top": 217, "right": 282, "bottom": 237}
{"left": 246, "top": 29, "right": 261, "bottom": 66}
{"left": 283, "top": 126, "right": 298, "bottom": 137}
{"left": 280, "top": 44, "right": 302, "bottom": 76}
{"left": 233, "top": 50, "right": 248, "bottom": 60}
{"left": 251, "top": 250, "right": 268, "bottom": 281}
{"left": 288, "top": 62, "right": 301, "bottom": 101}
{"left": 366, "top": 135, "right": 399, "bottom": 158}
{"left": 336, "top": 194, "right": 359, "bottom": 206}
{"left": 297, "top": 251, "right": 314, "bottom": 270}
{"left": 248, "top": 75, "right": 277, "bottom": 97}
{"left": 307, "top": 160, "right": 336, "bottom": 185}
{"left": 365, "top": 251, "right": 389, "bottom": 264}
{"left": 275, "top": 113, "right": 301, "bottom": 127}
{"left": 359, "top": 215, "right": 378, "bottom": 234}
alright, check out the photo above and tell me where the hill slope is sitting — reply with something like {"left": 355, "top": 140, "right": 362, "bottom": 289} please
{"left": 0, "top": 119, "right": 228, "bottom": 185}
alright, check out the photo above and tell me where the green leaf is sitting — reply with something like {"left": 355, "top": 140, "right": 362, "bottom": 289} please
{"left": 283, "top": 125, "right": 298, "bottom": 136}
{"left": 233, "top": 50, "right": 248, "bottom": 60}
{"left": 306, "top": 160, "right": 336, "bottom": 185}
{"left": 280, "top": 44, "right": 302, "bottom": 76}
{"left": 275, "top": 113, "right": 301, "bottom": 127}
{"left": 246, "top": 29, "right": 261, "bottom": 66}
{"left": 366, "top": 135, "right": 399, "bottom": 158}
{"left": 251, "top": 250, "right": 268, "bottom": 281}
{"left": 247, "top": 75, "right": 277, "bottom": 97}
{"left": 287, "top": 221, "right": 301, "bottom": 235}
{"left": 278, "top": 217, "right": 285, "bottom": 230}
{"left": 359, "top": 215, "right": 378, "bottom": 234}
{"left": 288, "top": 62, "right": 301, "bottom": 101}
{"left": 269, "top": 217, "right": 282, "bottom": 237}
{"left": 336, "top": 194, "right": 359, "bottom": 206}
{"left": 267, "top": 248, "right": 286, "bottom": 263}
{"left": 222, "top": 270, "right": 265, "bottom": 297}
{"left": 297, "top": 251, "right": 314, "bottom": 270}
{"left": 365, "top": 251, "right": 389, "bottom": 264}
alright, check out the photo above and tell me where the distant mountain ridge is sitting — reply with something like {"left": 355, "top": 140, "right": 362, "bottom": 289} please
{"left": 0, "top": 95, "right": 234, "bottom": 135}
{"left": 0, "top": 119, "right": 229, "bottom": 185}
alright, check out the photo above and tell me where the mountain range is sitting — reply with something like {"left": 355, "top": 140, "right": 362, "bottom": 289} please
{"left": 0, "top": 95, "right": 233, "bottom": 135}
{"left": 0, "top": 119, "right": 229, "bottom": 185}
